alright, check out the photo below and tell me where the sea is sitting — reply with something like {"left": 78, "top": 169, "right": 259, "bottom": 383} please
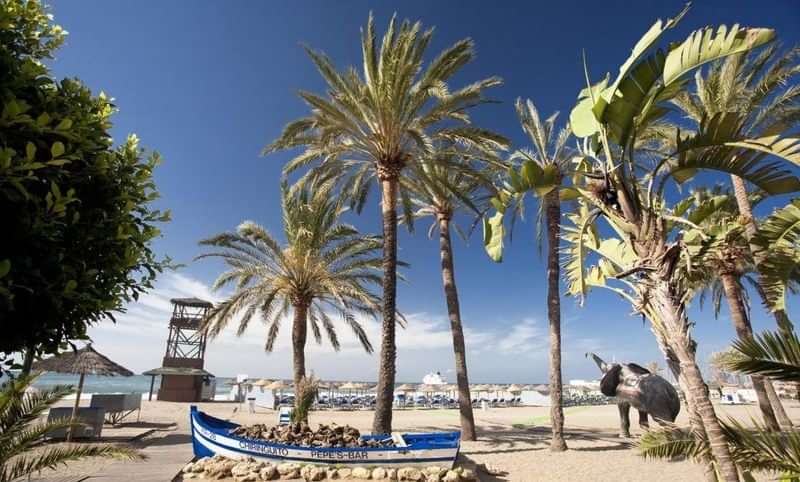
{"left": 0, "top": 372, "right": 235, "bottom": 399}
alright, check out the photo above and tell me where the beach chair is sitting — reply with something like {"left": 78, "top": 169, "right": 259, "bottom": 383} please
{"left": 90, "top": 394, "right": 141, "bottom": 425}
{"left": 277, "top": 407, "right": 293, "bottom": 425}
{"left": 47, "top": 407, "right": 105, "bottom": 439}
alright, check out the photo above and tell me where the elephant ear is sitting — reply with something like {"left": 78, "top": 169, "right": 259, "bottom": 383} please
{"left": 600, "top": 365, "right": 622, "bottom": 397}
{"left": 627, "top": 363, "right": 651, "bottom": 375}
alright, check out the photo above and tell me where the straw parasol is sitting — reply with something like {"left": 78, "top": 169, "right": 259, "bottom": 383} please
{"left": 32, "top": 344, "right": 133, "bottom": 441}
{"left": 266, "top": 380, "right": 289, "bottom": 391}
{"left": 252, "top": 379, "right": 272, "bottom": 389}
{"left": 396, "top": 383, "right": 416, "bottom": 393}
{"left": 338, "top": 381, "right": 358, "bottom": 391}
{"left": 507, "top": 384, "right": 523, "bottom": 393}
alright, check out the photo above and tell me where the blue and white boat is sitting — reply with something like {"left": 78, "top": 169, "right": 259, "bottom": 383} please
{"left": 190, "top": 406, "right": 461, "bottom": 467}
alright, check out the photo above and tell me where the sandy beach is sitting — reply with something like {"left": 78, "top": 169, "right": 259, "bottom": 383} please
{"left": 37, "top": 399, "right": 800, "bottom": 482}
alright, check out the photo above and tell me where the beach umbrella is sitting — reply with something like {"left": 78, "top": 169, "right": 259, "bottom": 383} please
{"left": 266, "top": 380, "right": 289, "bottom": 390}
{"left": 252, "top": 379, "right": 272, "bottom": 387}
{"left": 32, "top": 343, "right": 133, "bottom": 441}
{"left": 507, "top": 384, "right": 523, "bottom": 393}
{"left": 396, "top": 383, "right": 416, "bottom": 393}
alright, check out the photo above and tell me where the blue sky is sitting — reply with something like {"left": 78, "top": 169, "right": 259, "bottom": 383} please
{"left": 47, "top": 1, "right": 800, "bottom": 382}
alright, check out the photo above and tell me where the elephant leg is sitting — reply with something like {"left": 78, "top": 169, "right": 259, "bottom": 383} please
{"left": 618, "top": 402, "right": 631, "bottom": 438}
{"left": 638, "top": 410, "right": 649, "bottom": 431}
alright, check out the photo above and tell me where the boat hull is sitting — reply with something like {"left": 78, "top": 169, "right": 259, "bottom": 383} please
{"left": 190, "top": 406, "right": 460, "bottom": 468}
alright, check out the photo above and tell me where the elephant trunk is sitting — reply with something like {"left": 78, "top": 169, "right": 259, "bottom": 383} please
{"left": 586, "top": 352, "right": 609, "bottom": 373}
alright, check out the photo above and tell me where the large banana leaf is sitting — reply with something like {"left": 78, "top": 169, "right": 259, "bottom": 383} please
{"left": 483, "top": 210, "right": 505, "bottom": 263}
{"left": 562, "top": 204, "right": 599, "bottom": 301}
{"left": 570, "top": 5, "right": 688, "bottom": 139}
{"left": 753, "top": 200, "right": 800, "bottom": 311}
{"left": 663, "top": 25, "right": 775, "bottom": 85}
{"left": 570, "top": 5, "right": 774, "bottom": 148}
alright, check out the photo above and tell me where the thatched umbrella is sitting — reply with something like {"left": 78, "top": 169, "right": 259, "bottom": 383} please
{"left": 33, "top": 344, "right": 133, "bottom": 441}
{"left": 507, "top": 384, "right": 523, "bottom": 393}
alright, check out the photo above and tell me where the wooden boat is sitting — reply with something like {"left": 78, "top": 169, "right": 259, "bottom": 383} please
{"left": 190, "top": 406, "right": 461, "bottom": 467}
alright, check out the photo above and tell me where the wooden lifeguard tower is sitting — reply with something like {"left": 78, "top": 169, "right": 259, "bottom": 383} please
{"left": 155, "top": 297, "right": 213, "bottom": 402}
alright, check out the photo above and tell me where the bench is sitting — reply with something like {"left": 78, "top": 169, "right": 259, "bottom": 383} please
{"left": 90, "top": 394, "right": 142, "bottom": 425}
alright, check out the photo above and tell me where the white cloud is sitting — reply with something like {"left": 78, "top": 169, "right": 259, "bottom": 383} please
{"left": 87, "top": 272, "right": 647, "bottom": 383}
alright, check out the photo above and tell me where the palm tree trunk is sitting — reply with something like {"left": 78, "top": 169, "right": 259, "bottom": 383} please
{"left": 544, "top": 191, "right": 567, "bottom": 451}
{"left": 373, "top": 177, "right": 398, "bottom": 435}
{"left": 652, "top": 282, "right": 740, "bottom": 482}
{"left": 730, "top": 174, "right": 794, "bottom": 427}
{"left": 655, "top": 334, "right": 717, "bottom": 482}
{"left": 719, "top": 273, "right": 780, "bottom": 431}
{"left": 437, "top": 214, "right": 477, "bottom": 441}
{"left": 21, "top": 343, "right": 35, "bottom": 376}
{"left": 292, "top": 303, "right": 308, "bottom": 420}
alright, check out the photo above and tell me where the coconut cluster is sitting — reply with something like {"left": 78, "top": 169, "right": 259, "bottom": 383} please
{"left": 230, "top": 422, "right": 394, "bottom": 449}
{"left": 181, "top": 456, "right": 483, "bottom": 481}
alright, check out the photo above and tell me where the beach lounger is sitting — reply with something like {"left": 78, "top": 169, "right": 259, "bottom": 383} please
{"left": 89, "top": 394, "right": 141, "bottom": 424}
{"left": 47, "top": 407, "right": 105, "bottom": 439}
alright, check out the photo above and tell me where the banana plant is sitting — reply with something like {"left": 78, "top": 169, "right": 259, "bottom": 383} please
{"left": 548, "top": 6, "right": 798, "bottom": 481}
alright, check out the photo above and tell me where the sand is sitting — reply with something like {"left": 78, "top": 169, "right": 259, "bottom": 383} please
{"left": 38, "top": 398, "right": 800, "bottom": 481}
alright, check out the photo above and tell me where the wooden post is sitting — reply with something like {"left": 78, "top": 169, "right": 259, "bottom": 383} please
{"left": 66, "top": 372, "right": 85, "bottom": 442}
{"left": 149, "top": 375, "right": 156, "bottom": 401}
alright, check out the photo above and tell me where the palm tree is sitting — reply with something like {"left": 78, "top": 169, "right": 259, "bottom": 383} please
{"left": 404, "top": 149, "right": 496, "bottom": 442}
{"left": 196, "top": 178, "right": 382, "bottom": 420}
{"left": 0, "top": 375, "right": 139, "bottom": 481}
{"left": 672, "top": 45, "right": 800, "bottom": 427}
{"left": 680, "top": 189, "right": 781, "bottom": 430}
{"left": 264, "top": 13, "right": 508, "bottom": 433}
{"left": 500, "top": 99, "right": 573, "bottom": 451}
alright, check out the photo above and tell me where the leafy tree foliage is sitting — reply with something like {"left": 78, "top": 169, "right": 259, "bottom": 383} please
{"left": 0, "top": 0, "right": 169, "bottom": 369}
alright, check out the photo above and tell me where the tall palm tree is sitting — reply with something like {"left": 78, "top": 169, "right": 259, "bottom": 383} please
{"left": 196, "top": 179, "right": 382, "bottom": 419}
{"left": 510, "top": 99, "right": 573, "bottom": 452}
{"left": 404, "top": 149, "right": 496, "bottom": 442}
{"left": 681, "top": 188, "right": 781, "bottom": 430}
{"left": 264, "top": 13, "right": 508, "bottom": 433}
{"left": 672, "top": 44, "right": 800, "bottom": 428}
{"left": 0, "top": 375, "right": 139, "bottom": 481}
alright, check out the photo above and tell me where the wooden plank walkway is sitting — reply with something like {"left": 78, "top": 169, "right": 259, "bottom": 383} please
{"left": 86, "top": 432, "right": 192, "bottom": 482}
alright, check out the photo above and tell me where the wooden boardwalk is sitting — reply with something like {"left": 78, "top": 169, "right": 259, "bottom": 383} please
{"left": 86, "top": 431, "right": 192, "bottom": 482}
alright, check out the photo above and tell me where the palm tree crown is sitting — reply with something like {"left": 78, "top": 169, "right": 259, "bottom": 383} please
{"left": 264, "top": 12, "right": 508, "bottom": 210}
{"left": 197, "top": 178, "right": 381, "bottom": 353}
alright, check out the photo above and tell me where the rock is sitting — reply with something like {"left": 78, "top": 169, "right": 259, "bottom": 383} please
{"left": 277, "top": 463, "right": 300, "bottom": 476}
{"left": 385, "top": 468, "right": 397, "bottom": 480}
{"left": 397, "top": 467, "right": 422, "bottom": 481}
{"left": 300, "top": 465, "right": 326, "bottom": 481}
{"left": 459, "top": 468, "right": 477, "bottom": 481}
{"left": 259, "top": 465, "right": 278, "bottom": 480}
{"left": 352, "top": 467, "right": 372, "bottom": 479}
{"left": 425, "top": 467, "right": 446, "bottom": 478}
{"left": 183, "top": 474, "right": 199, "bottom": 480}
{"left": 442, "top": 471, "right": 459, "bottom": 482}
{"left": 325, "top": 468, "right": 339, "bottom": 479}
{"left": 233, "top": 462, "right": 254, "bottom": 477}
{"left": 182, "top": 462, "right": 196, "bottom": 473}
{"left": 235, "top": 473, "right": 260, "bottom": 482}
{"left": 230, "top": 422, "right": 394, "bottom": 449}
{"left": 204, "top": 458, "right": 237, "bottom": 479}
{"left": 338, "top": 468, "right": 353, "bottom": 479}
{"left": 371, "top": 468, "right": 387, "bottom": 480}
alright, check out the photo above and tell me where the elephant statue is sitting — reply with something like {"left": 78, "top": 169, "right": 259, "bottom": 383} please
{"left": 586, "top": 352, "right": 680, "bottom": 438}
